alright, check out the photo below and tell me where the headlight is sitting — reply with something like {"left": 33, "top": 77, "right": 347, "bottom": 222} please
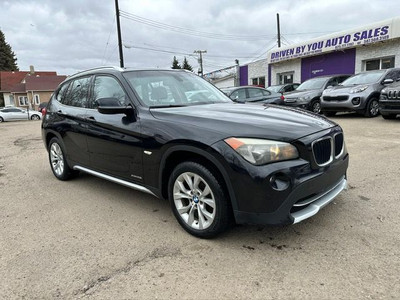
{"left": 298, "top": 95, "right": 311, "bottom": 102}
{"left": 225, "top": 137, "right": 299, "bottom": 165}
{"left": 350, "top": 85, "right": 368, "bottom": 93}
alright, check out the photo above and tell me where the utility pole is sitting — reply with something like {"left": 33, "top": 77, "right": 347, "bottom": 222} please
{"left": 115, "top": 0, "right": 124, "bottom": 68}
{"left": 194, "top": 50, "right": 207, "bottom": 77}
{"left": 276, "top": 13, "right": 281, "bottom": 48}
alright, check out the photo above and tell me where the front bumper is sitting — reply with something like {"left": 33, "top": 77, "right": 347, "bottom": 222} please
{"left": 321, "top": 94, "right": 367, "bottom": 112}
{"left": 212, "top": 127, "right": 349, "bottom": 226}
{"left": 379, "top": 99, "right": 400, "bottom": 114}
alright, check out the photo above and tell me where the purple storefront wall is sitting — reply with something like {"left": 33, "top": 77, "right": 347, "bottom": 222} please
{"left": 301, "top": 49, "right": 356, "bottom": 82}
{"left": 239, "top": 65, "right": 248, "bottom": 86}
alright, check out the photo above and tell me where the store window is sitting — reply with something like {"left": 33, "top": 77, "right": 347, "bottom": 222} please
{"left": 278, "top": 72, "right": 294, "bottom": 84}
{"left": 251, "top": 76, "right": 265, "bottom": 87}
{"left": 365, "top": 57, "right": 395, "bottom": 71}
{"left": 18, "top": 96, "right": 29, "bottom": 106}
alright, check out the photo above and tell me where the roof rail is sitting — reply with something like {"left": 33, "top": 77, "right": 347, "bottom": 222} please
{"left": 68, "top": 66, "right": 124, "bottom": 78}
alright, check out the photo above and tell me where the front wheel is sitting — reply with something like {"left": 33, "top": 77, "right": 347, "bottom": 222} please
{"left": 310, "top": 100, "right": 321, "bottom": 114}
{"left": 0, "top": 117, "right": 3, "bottom": 123}
{"left": 364, "top": 98, "right": 380, "bottom": 117}
{"left": 31, "top": 114, "right": 40, "bottom": 120}
{"left": 168, "top": 161, "right": 232, "bottom": 238}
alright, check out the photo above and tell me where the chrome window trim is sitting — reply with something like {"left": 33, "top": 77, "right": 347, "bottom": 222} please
{"left": 311, "top": 136, "right": 333, "bottom": 167}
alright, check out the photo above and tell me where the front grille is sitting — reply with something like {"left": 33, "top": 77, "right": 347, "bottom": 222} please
{"left": 334, "top": 133, "right": 344, "bottom": 157}
{"left": 323, "top": 95, "right": 349, "bottom": 101}
{"left": 388, "top": 90, "right": 400, "bottom": 100}
{"left": 312, "top": 137, "right": 333, "bottom": 166}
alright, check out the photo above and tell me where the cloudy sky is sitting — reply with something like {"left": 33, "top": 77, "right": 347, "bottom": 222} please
{"left": 1, "top": 0, "right": 399, "bottom": 76}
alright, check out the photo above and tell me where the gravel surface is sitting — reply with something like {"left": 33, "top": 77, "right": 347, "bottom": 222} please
{"left": 0, "top": 114, "right": 399, "bottom": 299}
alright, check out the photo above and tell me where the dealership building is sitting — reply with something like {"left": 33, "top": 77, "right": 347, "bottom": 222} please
{"left": 211, "top": 17, "right": 400, "bottom": 88}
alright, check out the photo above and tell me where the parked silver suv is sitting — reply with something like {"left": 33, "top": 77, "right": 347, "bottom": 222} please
{"left": 321, "top": 68, "right": 400, "bottom": 117}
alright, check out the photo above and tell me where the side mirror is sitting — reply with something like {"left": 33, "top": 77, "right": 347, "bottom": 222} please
{"left": 326, "top": 85, "right": 333, "bottom": 89}
{"left": 97, "top": 97, "right": 135, "bottom": 116}
{"left": 382, "top": 79, "right": 394, "bottom": 85}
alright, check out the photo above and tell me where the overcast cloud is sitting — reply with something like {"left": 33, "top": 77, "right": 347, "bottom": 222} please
{"left": 0, "top": 0, "right": 399, "bottom": 75}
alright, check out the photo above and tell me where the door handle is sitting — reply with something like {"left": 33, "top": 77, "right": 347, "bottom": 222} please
{"left": 85, "top": 116, "right": 96, "bottom": 122}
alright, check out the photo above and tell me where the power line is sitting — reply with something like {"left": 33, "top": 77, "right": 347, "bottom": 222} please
{"left": 119, "top": 10, "right": 276, "bottom": 41}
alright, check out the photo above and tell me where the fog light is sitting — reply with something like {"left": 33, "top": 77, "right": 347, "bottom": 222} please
{"left": 352, "top": 97, "right": 361, "bottom": 105}
{"left": 270, "top": 173, "right": 290, "bottom": 191}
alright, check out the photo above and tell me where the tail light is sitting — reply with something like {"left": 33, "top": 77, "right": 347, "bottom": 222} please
{"left": 42, "top": 108, "right": 47, "bottom": 117}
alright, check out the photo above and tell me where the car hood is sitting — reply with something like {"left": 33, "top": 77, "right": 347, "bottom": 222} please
{"left": 284, "top": 90, "right": 320, "bottom": 98}
{"left": 323, "top": 84, "right": 372, "bottom": 95}
{"left": 150, "top": 103, "right": 336, "bottom": 142}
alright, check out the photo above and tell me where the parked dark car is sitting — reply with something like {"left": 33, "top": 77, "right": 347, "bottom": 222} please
{"left": 379, "top": 80, "right": 400, "bottom": 119}
{"left": 321, "top": 68, "right": 400, "bottom": 117}
{"left": 221, "top": 86, "right": 284, "bottom": 105}
{"left": 266, "top": 83, "right": 300, "bottom": 94}
{"left": 42, "top": 67, "right": 349, "bottom": 238}
{"left": 38, "top": 102, "right": 48, "bottom": 113}
{"left": 284, "top": 75, "right": 351, "bottom": 114}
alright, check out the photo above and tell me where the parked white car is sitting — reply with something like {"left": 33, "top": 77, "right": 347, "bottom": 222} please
{"left": 0, "top": 107, "right": 41, "bottom": 122}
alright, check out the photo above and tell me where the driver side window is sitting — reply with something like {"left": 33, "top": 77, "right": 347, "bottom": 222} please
{"left": 91, "top": 76, "right": 129, "bottom": 108}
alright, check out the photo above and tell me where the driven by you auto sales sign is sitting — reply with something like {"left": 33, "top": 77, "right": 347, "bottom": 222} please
{"left": 268, "top": 17, "right": 400, "bottom": 63}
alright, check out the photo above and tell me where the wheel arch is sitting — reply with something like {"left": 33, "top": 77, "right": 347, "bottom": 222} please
{"left": 159, "top": 145, "right": 238, "bottom": 211}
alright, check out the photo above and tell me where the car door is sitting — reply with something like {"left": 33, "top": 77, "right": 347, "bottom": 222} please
{"left": 51, "top": 76, "right": 91, "bottom": 166}
{"left": 247, "top": 88, "right": 266, "bottom": 102}
{"left": 13, "top": 108, "right": 28, "bottom": 120}
{"left": 85, "top": 74, "right": 144, "bottom": 182}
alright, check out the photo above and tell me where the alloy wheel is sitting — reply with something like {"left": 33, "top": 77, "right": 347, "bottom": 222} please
{"left": 173, "top": 172, "right": 216, "bottom": 230}
{"left": 50, "top": 143, "right": 64, "bottom": 176}
{"left": 370, "top": 100, "right": 379, "bottom": 116}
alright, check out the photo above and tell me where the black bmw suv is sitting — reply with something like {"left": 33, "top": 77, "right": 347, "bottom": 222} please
{"left": 42, "top": 67, "right": 349, "bottom": 238}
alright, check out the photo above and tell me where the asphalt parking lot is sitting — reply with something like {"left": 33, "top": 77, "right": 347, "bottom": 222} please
{"left": 0, "top": 114, "right": 399, "bottom": 299}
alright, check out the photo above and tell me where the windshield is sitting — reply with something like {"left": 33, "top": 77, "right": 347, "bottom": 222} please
{"left": 341, "top": 70, "right": 385, "bottom": 86}
{"left": 123, "top": 70, "right": 232, "bottom": 107}
{"left": 297, "top": 77, "right": 327, "bottom": 90}
{"left": 266, "top": 85, "right": 283, "bottom": 92}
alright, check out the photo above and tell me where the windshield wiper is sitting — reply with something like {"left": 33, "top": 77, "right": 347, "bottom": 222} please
{"left": 150, "top": 104, "right": 186, "bottom": 108}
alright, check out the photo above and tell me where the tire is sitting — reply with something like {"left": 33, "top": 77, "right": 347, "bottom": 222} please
{"left": 168, "top": 161, "right": 232, "bottom": 238}
{"left": 48, "top": 137, "right": 79, "bottom": 180}
{"left": 381, "top": 113, "right": 397, "bottom": 120}
{"left": 310, "top": 100, "right": 321, "bottom": 114}
{"left": 364, "top": 98, "right": 380, "bottom": 118}
{"left": 0, "top": 117, "right": 3, "bottom": 123}
{"left": 31, "top": 114, "right": 40, "bottom": 120}
{"left": 323, "top": 111, "right": 336, "bottom": 117}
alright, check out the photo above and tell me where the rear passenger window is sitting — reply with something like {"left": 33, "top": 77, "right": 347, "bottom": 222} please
{"left": 248, "top": 88, "right": 263, "bottom": 97}
{"left": 65, "top": 77, "right": 91, "bottom": 108}
{"left": 56, "top": 83, "right": 70, "bottom": 104}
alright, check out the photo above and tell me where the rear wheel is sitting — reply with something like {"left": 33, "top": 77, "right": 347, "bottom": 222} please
{"left": 364, "top": 98, "right": 379, "bottom": 118}
{"left": 310, "top": 100, "right": 321, "bottom": 114}
{"left": 323, "top": 111, "right": 336, "bottom": 117}
{"left": 381, "top": 113, "right": 397, "bottom": 120}
{"left": 31, "top": 114, "right": 40, "bottom": 120}
{"left": 0, "top": 117, "right": 3, "bottom": 123}
{"left": 168, "top": 161, "right": 232, "bottom": 238}
{"left": 48, "top": 137, "right": 78, "bottom": 180}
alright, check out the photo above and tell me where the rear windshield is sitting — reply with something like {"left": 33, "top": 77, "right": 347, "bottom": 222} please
{"left": 266, "top": 85, "right": 283, "bottom": 92}
{"left": 341, "top": 70, "right": 385, "bottom": 85}
{"left": 296, "top": 77, "right": 327, "bottom": 90}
